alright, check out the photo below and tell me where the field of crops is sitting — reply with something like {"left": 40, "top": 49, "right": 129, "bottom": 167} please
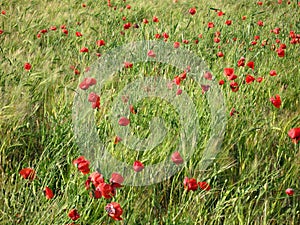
{"left": 0, "top": 0, "right": 300, "bottom": 224}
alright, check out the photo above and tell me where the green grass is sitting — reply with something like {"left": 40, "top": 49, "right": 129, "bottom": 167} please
{"left": 1, "top": 0, "right": 300, "bottom": 224}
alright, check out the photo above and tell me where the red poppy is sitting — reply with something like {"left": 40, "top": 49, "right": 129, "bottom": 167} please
{"left": 230, "top": 81, "right": 239, "bottom": 92}
{"left": 62, "top": 29, "right": 68, "bottom": 35}
{"left": 123, "top": 22, "right": 131, "bottom": 29}
{"left": 214, "top": 37, "right": 220, "bottom": 43}
{"left": 19, "top": 168, "right": 36, "bottom": 180}
{"left": 224, "top": 68, "right": 234, "bottom": 76}
{"left": 114, "top": 136, "right": 122, "bottom": 144}
{"left": 24, "top": 62, "right": 32, "bottom": 71}
{"left": 153, "top": 16, "right": 159, "bottom": 22}
{"left": 176, "top": 89, "right": 182, "bottom": 95}
{"left": 237, "top": 57, "right": 245, "bottom": 67}
{"left": 285, "top": 188, "right": 294, "bottom": 196}
{"left": 73, "top": 156, "right": 90, "bottom": 174}
{"left": 257, "top": 1, "right": 263, "bottom": 5}
{"left": 171, "top": 151, "right": 183, "bottom": 165}
{"left": 155, "top": 33, "right": 161, "bottom": 39}
{"left": 277, "top": 48, "right": 285, "bottom": 57}
{"left": 143, "top": 18, "right": 149, "bottom": 24}
{"left": 118, "top": 117, "right": 130, "bottom": 126}
{"left": 272, "top": 27, "right": 280, "bottom": 34}
{"left": 105, "top": 202, "right": 123, "bottom": 221}
{"left": 79, "top": 77, "right": 97, "bottom": 90}
{"left": 96, "top": 39, "right": 105, "bottom": 47}
{"left": 242, "top": 16, "right": 247, "bottom": 20}
{"left": 88, "top": 92, "right": 100, "bottom": 103}
{"left": 110, "top": 173, "right": 124, "bottom": 185}
{"left": 201, "top": 85, "right": 210, "bottom": 94}
{"left": 184, "top": 177, "right": 198, "bottom": 191}
{"left": 208, "top": 22, "right": 214, "bottom": 28}
{"left": 75, "top": 31, "right": 82, "bottom": 37}
{"left": 126, "top": 4, "right": 131, "bottom": 9}
{"left": 225, "top": 20, "right": 232, "bottom": 25}
{"left": 189, "top": 8, "right": 196, "bottom": 15}
{"left": 182, "top": 39, "right": 189, "bottom": 44}
{"left": 44, "top": 186, "right": 54, "bottom": 199}
{"left": 68, "top": 209, "right": 80, "bottom": 221}
{"left": 256, "top": 77, "right": 263, "bottom": 83}
{"left": 124, "top": 62, "right": 133, "bottom": 68}
{"left": 40, "top": 29, "right": 47, "bottom": 34}
{"left": 288, "top": 128, "right": 300, "bottom": 144}
{"left": 217, "top": 51, "right": 224, "bottom": 57}
{"left": 174, "top": 42, "right": 180, "bottom": 48}
{"left": 230, "top": 108, "right": 238, "bottom": 116}
{"left": 219, "top": 80, "right": 225, "bottom": 85}
{"left": 257, "top": 20, "right": 264, "bottom": 26}
{"left": 269, "top": 70, "right": 277, "bottom": 76}
{"left": 198, "top": 181, "right": 211, "bottom": 191}
{"left": 129, "top": 104, "right": 137, "bottom": 114}
{"left": 80, "top": 47, "right": 89, "bottom": 53}
{"left": 173, "top": 76, "right": 181, "bottom": 85}
{"left": 133, "top": 160, "right": 144, "bottom": 172}
{"left": 247, "top": 61, "right": 255, "bottom": 70}
{"left": 0, "top": 29, "right": 4, "bottom": 35}
{"left": 270, "top": 95, "right": 281, "bottom": 108}
{"left": 1, "top": 10, "right": 6, "bottom": 15}
{"left": 251, "top": 41, "right": 257, "bottom": 45}
{"left": 280, "top": 43, "right": 286, "bottom": 49}
{"left": 204, "top": 71, "right": 212, "bottom": 80}
{"left": 217, "top": 11, "right": 224, "bottom": 16}
{"left": 96, "top": 183, "right": 114, "bottom": 199}
{"left": 245, "top": 75, "right": 255, "bottom": 84}
{"left": 163, "top": 32, "right": 169, "bottom": 39}
{"left": 147, "top": 50, "right": 156, "bottom": 58}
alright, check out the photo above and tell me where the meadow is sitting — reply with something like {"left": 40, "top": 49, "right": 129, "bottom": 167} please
{"left": 0, "top": 0, "right": 300, "bottom": 224}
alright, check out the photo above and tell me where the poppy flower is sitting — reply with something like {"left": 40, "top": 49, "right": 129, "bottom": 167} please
{"left": 208, "top": 22, "right": 214, "bottom": 28}
{"left": 96, "top": 39, "right": 105, "bottom": 47}
{"left": 198, "top": 181, "right": 211, "bottom": 191}
{"left": 225, "top": 20, "right": 232, "bottom": 25}
{"left": 257, "top": 20, "right": 264, "bottom": 26}
{"left": 204, "top": 71, "right": 212, "bottom": 80}
{"left": 133, "top": 160, "right": 144, "bottom": 172}
{"left": 62, "top": 29, "right": 68, "bottom": 35}
{"left": 257, "top": 1, "right": 263, "bottom": 5}
{"left": 288, "top": 128, "right": 300, "bottom": 144}
{"left": 163, "top": 32, "right": 169, "bottom": 39}
{"left": 219, "top": 80, "right": 225, "bottom": 85}
{"left": 176, "top": 89, "right": 182, "bottom": 95}
{"left": 173, "top": 76, "right": 181, "bottom": 85}
{"left": 129, "top": 104, "right": 136, "bottom": 114}
{"left": 247, "top": 61, "right": 255, "bottom": 70}
{"left": 126, "top": 4, "right": 131, "bottom": 9}
{"left": 75, "top": 31, "right": 82, "bottom": 37}
{"left": 189, "top": 8, "right": 196, "bottom": 15}
{"left": 285, "top": 188, "right": 294, "bottom": 196}
{"left": 228, "top": 74, "right": 237, "bottom": 80}
{"left": 96, "top": 183, "right": 115, "bottom": 199}
{"left": 44, "top": 186, "right": 54, "bottom": 199}
{"left": 230, "top": 81, "right": 239, "bottom": 92}
{"left": 118, "top": 117, "right": 130, "bottom": 126}
{"left": 174, "top": 42, "right": 180, "bottom": 48}
{"left": 147, "top": 50, "right": 156, "bottom": 58}
{"left": 105, "top": 202, "right": 123, "bottom": 221}
{"left": 245, "top": 75, "right": 255, "bottom": 84}
{"left": 24, "top": 62, "right": 32, "bottom": 71}
{"left": 88, "top": 92, "right": 100, "bottom": 103}
{"left": 256, "top": 77, "right": 263, "bottom": 83}
{"left": 123, "top": 22, "right": 131, "bottom": 29}
{"left": 155, "top": 33, "right": 161, "bottom": 39}
{"left": 0, "top": 29, "right": 4, "bottom": 35}
{"left": 217, "top": 11, "right": 224, "bottom": 16}
{"left": 79, "top": 78, "right": 97, "bottom": 90}
{"left": 224, "top": 68, "right": 234, "bottom": 76}
{"left": 270, "top": 95, "right": 281, "bottom": 108}
{"left": 114, "top": 136, "right": 122, "bottom": 145}
{"left": 171, "top": 151, "right": 183, "bottom": 165}
{"left": 88, "top": 172, "right": 104, "bottom": 188}
{"left": 73, "top": 156, "right": 90, "bottom": 174}
{"left": 230, "top": 108, "right": 238, "bottom": 116}
{"left": 182, "top": 39, "right": 189, "bottom": 44}
{"left": 242, "top": 16, "right": 247, "bottom": 20}
{"left": 184, "top": 177, "right": 198, "bottom": 191}
{"left": 110, "top": 173, "right": 124, "bottom": 185}
{"left": 277, "top": 48, "right": 285, "bottom": 57}
{"left": 80, "top": 47, "right": 89, "bottom": 53}
{"left": 153, "top": 16, "right": 159, "bottom": 22}
{"left": 1, "top": 10, "right": 6, "bottom": 15}
{"left": 19, "top": 168, "right": 36, "bottom": 180}
{"left": 124, "top": 62, "right": 133, "bottom": 68}
{"left": 272, "top": 27, "right": 280, "bottom": 34}
{"left": 269, "top": 70, "right": 277, "bottom": 76}
{"left": 237, "top": 57, "right": 245, "bottom": 67}
{"left": 68, "top": 209, "right": 80, "bottom": 221}
{"left": 214, "top": 37, "right": 220, "bottom": 43}
{"left": 40, "top": 29, "right": 47, "bottom": 34}
{"left": 217, "top": 51, "right": 224, "bottom": 57}
{"left": 201, "top": 85, "right": 210, "bottom": 94}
